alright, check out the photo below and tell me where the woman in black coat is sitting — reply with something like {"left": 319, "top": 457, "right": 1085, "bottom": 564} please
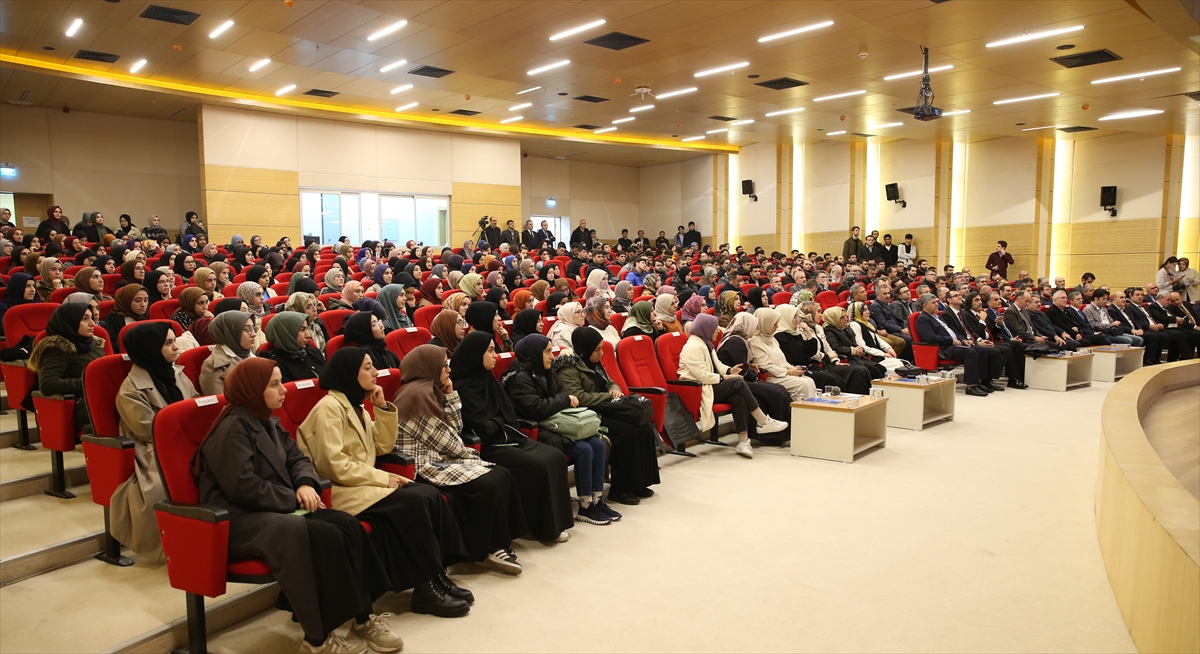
{"left": 27, "top": 303, "right": 106, "bottom": 428}
{"left": 342, "top": 311, "right": 399, "bottom": 369}
{"left": 194, "top": 358, "right": 400, "bottom": 654}
{"left": 260, "top": 311, "right": 325, "bottom": 382}
{"left": 820, "top": 306, "right": 886, "bottom": 379}
{"left": 714, "top": 313, "right": 793, "bottom": 446}
{"left": 773, "top": 304, "right": 872, "bottom": 395}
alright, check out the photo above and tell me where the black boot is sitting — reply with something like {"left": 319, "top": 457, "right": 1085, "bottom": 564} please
{"left": 411, "top": 579, "right": 470, "bottom": 617}
{"left": 436, "top": 572, "right": 475, "bottom": 604}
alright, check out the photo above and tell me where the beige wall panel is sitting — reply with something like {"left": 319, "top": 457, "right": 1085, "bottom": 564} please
{"left": 452, "top": 182, "right": 521, "bottom": 206}
{"left": 527, "top": 157, "right": 571, "bottom": 200}
{"left": 808, "top": 140, "right": 850, "bottom": 189}
{"left": 296, "top": 117, "right": 378, "bottom": 178}
{"left": 0, "top": 105, "right": 52, "bottom": 169}
{"left": 1178, "top": 217, "right": 1199, "bottom": 263}
{"left": 528, "top": 197, "right": 572, "bottom": 217}
{"left": 200, "top": 106, "right": 298, "bottom": 171}
{"left": 375, "top": 129, "right": 454, "bottom": 182}
{"left": 961, "top": 224, "right": 1036, "bottom": 275}
{"left": 1059, "top": 218, "right": 1163, "bottom": 288}
{"left": 51, "top": 169, "right": 201, "bottom": 229}
{"left": 1071, "top": 133, "right": 1165, "bottom": 224}
{"left": 806, "top": 184, "right": 851, "bottom": 233}
{"left": 639, "top": 163, "right": 682, "bottom": 204}
{"left": 376, "top": 178, "right": 453, "bottom": 196}
{"left": 805, "top": 230, "right": 850, "bottom": 258}
{"left": 681, "top": 155, "right": 714, "bottom": 237}
{"left": 965, "top": 137, "right": 1037, "bottom": 227}
{"left": 296, "top": 172, "right": 381, "bottom": 192}
{"left": 737, "top": 142, "right": 777, "bottom": 240}
{"left": 1066, "top": 253, "right": 1160, "bottom": 290}
{"left": 204, "top": 189, "right": 300, "bottom": 247}
{"left": 640, "top": 201, "right": 683, "bottom": 236}
{"left": 879, "top": 139, "right": 936, "bottom": 232}
{"left": 570, "top": 161, "right": 639, "bottom": 239}
{"left": 639, "top": 162, "right": 682, "bottom": 239}
{"left": 740, "top": 234, "right": 776, "bottom": 251}
{"left": 895, "top": 228, "right": 935, "bottom": 261}
{"left": 204, "top": 165, "right": 300, "bottom": 195}
{"left": 450, "top": 181, "right": 521, "bottom": 245}
{"left": 48, "top": 111, "right": 199, "bottom": 177}
{"left": 450, "top": 135, "right": 521, "bottom": 187}
{"left": 0, "top": 166, "right": 54, "bottom": 195}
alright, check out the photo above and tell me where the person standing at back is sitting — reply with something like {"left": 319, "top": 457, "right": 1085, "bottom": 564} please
{"left": 986, "top": 241, "right": 1014, "bottom": 280}
{"left": 683, "top": 222, "right": 702, "bottom": 248}
{"left": 570, "top": 220, "right": 592, "bottom": 249}
{"left": 841, "top": 226, "right": 862, "bottom": 264}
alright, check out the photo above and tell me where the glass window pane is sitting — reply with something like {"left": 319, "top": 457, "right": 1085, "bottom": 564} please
{"left": 415, "top": 196, "right": 448, "bottom": 247}
{"left": 342, "top": 194, "right": 360, "bottom": 245}
{"left": 380, "top": 195, "right": 414, "bottom": 243}
{"left": 301, "top": 192, "right": 322, "bottom": 240}
{"left": 361, "top": 193, "right": 380, "bottom": 242}
{"left": 321, "top": 193, "right": 341, "bottom": 244}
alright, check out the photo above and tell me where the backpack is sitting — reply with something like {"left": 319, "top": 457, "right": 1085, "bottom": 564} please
{"left": 538, "top": 407, "right": 601, "bottom": 441}
{"left": 662, "top": 391, "right": 702, "bottom": 451}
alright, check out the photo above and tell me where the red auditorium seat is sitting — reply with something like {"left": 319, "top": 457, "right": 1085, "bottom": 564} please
{"left": 908, "top": 312, "right": 959, "bottom": 372}
{"left": 82, "top": 354, "right": 137, "bottom": 567}
{"left": 325, "top": 335, "right": 345, "bottom": 358}
{"left": 318, "top": 309, "right": 353, "bottom": 337}
{"left": 148, "top": 301, "right": 178, "bottom": 321}
{"left": 177, "top": 345, "right": 214, "bottom": 390}
{"left": 222, "top": 284, "right": 242, "bottom": 298}
{"left": 2, "top": 304, "right": 67, "bottom": 449}
{"left": 654, "top": 331, "right": 732, "bottom": 450}
{"left": 102, "top": 274, "right": 122, "bottom": 296}
{"left": 413, "top": 305, "right": 442, "bottom": 331}
{"left": 614, "top": 335, "right": 680, "bottom": 452}
{"left": 816, "top": 290, "right": 838, "bottom": 309}
{"left": 771, "top": 292, "right": 792, "bottom": 306}
{"left": 386, "top": 327, "right": 431, "bottom": 358}
{"left": 49, "top": 286, "right": 78, "bottom": 304}
{"left": 610, "top": 312, "right": 626, "bottom": 333}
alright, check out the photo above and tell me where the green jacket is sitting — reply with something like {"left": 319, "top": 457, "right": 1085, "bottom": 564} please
{"left": 552, "top": 353, "right": 616, "bottom": 407}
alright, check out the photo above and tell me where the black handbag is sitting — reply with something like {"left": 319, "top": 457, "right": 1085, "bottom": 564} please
{"left": 591, "top": 394, "right": 653, "bottom": 426}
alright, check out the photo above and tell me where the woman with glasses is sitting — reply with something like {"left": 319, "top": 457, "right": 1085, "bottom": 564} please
{"left": 199, "top": 310, "right": 258, "bottom": 395}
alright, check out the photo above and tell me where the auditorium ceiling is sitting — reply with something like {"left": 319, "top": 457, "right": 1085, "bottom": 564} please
{"left": 1, "top": 0, "right": 1197, "bottom": 165}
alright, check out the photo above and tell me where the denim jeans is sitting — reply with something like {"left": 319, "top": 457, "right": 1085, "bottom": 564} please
{"left": 1108, "top": 334, "right": 1144, "bottom": 347}
{"left": 566, "top": 436, "right": 606, "bottom": 496}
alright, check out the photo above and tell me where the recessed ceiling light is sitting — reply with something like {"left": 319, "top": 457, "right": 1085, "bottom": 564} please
{"left": 706, "top": 128, "right": 728, "bottom": 134}
{"left": 249, "top": 58, "right": 271, "bottom": 72}
{"left": 993, "top": 92, "right": 1059, "bottom": 105}
{"left": 129, "top": 59, "right": 147, "bottom": 73}
{"left": 940, "top": 109, "right": 971, "bottom": 116}
{"left": 682, "top": 136, "right": 705, "bottom": 142}
{"left": 1020, "top": 124, "right": 1062, "bottom": 131}
{"left": 813, "top": 90, "right": 866, "bottom": 102}
{"left": 757, "top": 20, "right": 834, "bottom": 43}
{"left": 389, "top": 84, "right": 413, "bottom": 94}
{"left": 655, "top": 87, "right": 697, "bottom": 99}
{"left": 500, "top": 116, "right": 523, "bottom": 124}
{"left": 379, "top": 60, "right": 407, "bottom": 73}
{"left": 826, "top": 131, "right": 846, "bottom": 136}
{"left": 528, "top": 60, "right": 570, "bottom": 76}
{"left": 730, "top": 119, "right": 754, "bottom": 126}
{"left": 630, "top": 104, "right": 654, "bottom": 112}
{"left": 765, "top": 108, "right": 804, "bottom": 117}
{"left": 1091, "top": 67, "right": 1181, "bottom": 85}
{"left": 367, "top": 19, "right": 408, "bottom": 41}
{"left": 594, "top": 127, "right": 617, "bottom": 134}
{"left": 1098, "top": 108, "right": 1164, "bottom": 121}
{"left": 695, "top": 62, "right": 749, "bottom": 77}
{"left": 209, "top": 19, "right": 234, "bottom": 38}
{"left": 883, "top": 65, "right": 953, "bottom": 81}
{"left": 65, "top": 18, "right": 82, "bottom": 37}
{"left": 612, "top": 117, "right": 635, "bottom": 124}
{"left": 509, "top": 102, "right": 532, "bottom": 111}
{"left": 874, "top": 122, "right": 903, "bottom": 128}
{"left": 516, "top": 86, "right": 541, "bottom": 95}
{"left": 396, "top": 102, "right": 418, "bottom": 111}
{"left": 549, "top": 19, "right": 606, "bottom": 41}
{"left": 275, "top": 84, "right": 296, "bottom": 96}
{"left": 986, "top": 25, "right": 1083, "bottom": 48}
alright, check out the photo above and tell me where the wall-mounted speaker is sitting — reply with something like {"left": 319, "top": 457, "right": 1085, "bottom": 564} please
{"left": 741, "top": 179, "right": 755, "bottom": 195}
{"left": 885, "top": 183, "right": 899, "bottom": 202}
{"left": 1100, "top": 186, "right": 1117, "bottom": 207}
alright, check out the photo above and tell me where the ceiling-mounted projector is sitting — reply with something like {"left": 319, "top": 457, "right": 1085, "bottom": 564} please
{"left": 911, "top": 46, "right": 942, "bottom": 122}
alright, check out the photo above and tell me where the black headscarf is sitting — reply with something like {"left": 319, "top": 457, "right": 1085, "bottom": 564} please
{"left": 319, "top": 346, "right": 370, "bottom": 406}
{"left": 93, "top": 255, "right": 114, "bottom": 275}
{"left": 538, "top": 263, "right": 559, "bottom": 280}
{"left": 47, "top": 303, "right": 94, "bottom": 354}
{"left": 231, "top": 246, "right": 249, "bottom": 272}
{"left": 747, "top": 286, "right": 766, "bottom": 309}
{"left": 173, "top": 252, "right": 193, "bottom": 277}
{"left": 74, "top": 249, "right": 96, "bottom": 266}
{"left": 143, "top": 269, "right": 170, "bottom": 303}
{"left": 514, "top": 333, "right": 558, "bottom": 392}
{"left": 570, "top": 320, "right": 612, "bottom": 387}
{"left": 124, "top": 322, "right": 183, "bottom": 404}
{"left": 342, "top": 311, "right": 398, "bottom": 369}
{"left": 511, "top": 309, "right": 541, "bottom": 343}
{"left": 211, "top": 297, "right": 244, "bottom": 315}
{"left": 394, "top": 272, "right": 418, "bottom": 289}
{"left": 544, "top": 291, "right": 566, "bottom": 317}
{"left": 503, "top": 268, "right": 522, "bottom": 292}
{"left": 484, "top": 288, "right": 509, "bottom": 319}
{"left": 464, "top": 300, "right": 498, "bottom": 335}
{"left": 450, "top": 331, "right": 517, "bottom": 428}
{"left": 289, "top": 274, "right": 320, "bottom": 295}
{"left": 245, "top": 264, "right": 268, "bottom": 287}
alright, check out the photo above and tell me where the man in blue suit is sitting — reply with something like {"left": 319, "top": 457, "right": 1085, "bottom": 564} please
{"left": 914, "top": 293, "right": 993, "bottom": 397}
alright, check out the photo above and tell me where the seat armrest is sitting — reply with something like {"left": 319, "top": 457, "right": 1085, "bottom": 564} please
{"left": 32, "top": 391, "right": 78, "bottom": 401}
{"left": 81, "top": 435, "right": 136, "bottom": 508}
{"left": 627, "top": 385, "right": 665, "bottom": 395}
{"left": 665, "top": 379, "right": 701, "bottom": 387}
{"left": 316, "top": 478, "right": 332, "bottom": 507}
{"left": 153, "top": 501, "right": 232, "bottom": 598}
{"left": 154, "top": 501, "right": 230, "bottom": 523}
{"left": 516, "top": 418, "right": 538, "bottom": 430}
{"left": 81, "top": 434, "right": 134, "bottom": 449}
{"left": 460, "top": 432, "right": 482, "bottom": 452}
{"left": 665, "top": 380, "right": 703, "bottom": 421}
{"left": 376, "top": 452, "right": 416, "bottom": 480}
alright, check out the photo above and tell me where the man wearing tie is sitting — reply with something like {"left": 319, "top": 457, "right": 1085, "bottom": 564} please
{"left": 980, "top": 292, "right": 1028, "bottom": 388}
{"left": 521, "top": 219, "right": 540, "bottom": 251}
{"left": 1109, "top": 289, "right": 1161, "bottom": 364}
{"left": 939, "top": 289, "right": 1010, "bottom": 389}
{"left": 537, "top": 220, "right": 556, "bottom": 248}
{"left": 914, "top": 293, "right": 993, "bottom": 397}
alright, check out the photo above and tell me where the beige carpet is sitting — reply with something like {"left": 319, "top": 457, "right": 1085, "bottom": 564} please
{"left": 208, "top": 381, "right": 1137, "bottom": 653}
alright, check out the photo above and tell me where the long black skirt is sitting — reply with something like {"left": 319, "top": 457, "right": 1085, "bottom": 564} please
{"left": 482, "top": 438, "right": 574, "bottom": 541}
{"left": 747, "top": 381, "right": 792, "bottom": 445}
{"left": 358, "top": 483, "right": 465, "bottom": 592}
{"left": 599, "top": 416, "right": 661, "bottom": 495}
{"left": 435, "top": 466, "right": 528, "bottom": 562}
{"left": 808, "top": 364, "right": 872, "bottom": 395}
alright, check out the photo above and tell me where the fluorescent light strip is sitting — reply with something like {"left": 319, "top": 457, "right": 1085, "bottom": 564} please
{"left": 396, "top": 102, "right": 418, "bottom": 111}
{"left": 516, "top": 86, "right": 541, "bottom": 95}
{"left": 730, "top": 119, "right": 754, "bottom": 126}
{"left": 813, "top": 90, "right": 865, "bottom": 102}
{"left": 379, "top": 60, "right": 407, "bottom": 73}
{"left": 941, "top": 109, "right": 970, "bottom": 116}
{"left": 209, "top": 20, "right": 234, "bottom": 38}
{"left": 130, "top": 59, "right": 147, "bottom": 73}
{"left": 594, "top": 127, "right": 617, "bottom": 134}
{"left": 1092, "top": 67, "right": 1181, "bottom": 85}
{"left": 500, "top": 116, "right": 523, "bottom": 124}
{"left": 65, "top": 18, "right": 82, "bottom": 37}
{"left": 874, "top": 122, "right": 903, "bottom": 129}
{"left": 1098, "top": 109, "right": 1164, "bottom": 121}
{"left": 681, "top": 136, "right": 705, "bottom": 142}
{"left": 549, "top": 19, "right": 606, "bottom": 41}
{"left": 695, "top": 62, "right": 749, "bottom": 77}
{"left": 765, "top": 107, "right": 804, "bottom": 117}
{"left": 993, "top": 92, "right": 1059, "bottom": 105}
{"left": 249, "top": 58, "right": 271, "bottom": 72}
{"left": 706, "top": 128, "right": 728, "bottom": 134}
{"left": 509, "top": 102, "right": 532, "bottom": 111}
{"left": 367, "top": 20, "right": 407, "bottom": 41}
{"left": 1021, "top": 125, "right": 1062, "bottom": 131}
{"left": 883, "top": 65, "right": 953, "bottom": 81}
{"left": 612, "top": 117, "right": 635, "bottom": 124}
{"left": 758, "top": 20, "right": 834, "bottom": 43}
{"left": 655, "top": 87, "right": 696, "bottom": 99}
{"left": 527, "top": 60, "right": 570, "bottom": 76}
{"left": 986, "top": 25, "right": 1083, "bottom": 48}
{"left": 275, "top": 84, "right": 296, "bottom": 96}
{"left": 389, "top": 84, "right": 413, "bottom": 94}
{"left": 629, "top": 104, "right": 654, "bottom": 112}
{"left": 826, "top": 131, "right": 846, "bottom": 136}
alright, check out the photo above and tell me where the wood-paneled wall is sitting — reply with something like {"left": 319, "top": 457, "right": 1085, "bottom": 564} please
{"left": 450, "top": 182, "right": 521, "bottom": 246}
{"left": 200, "top": 164, "right": 300, "bottom": 247}
{"left": 962, "top": 224, "right": 1037, "bottom": 278}
{"left": 1062, "top": 218, "right": 1164, "bottom": 289}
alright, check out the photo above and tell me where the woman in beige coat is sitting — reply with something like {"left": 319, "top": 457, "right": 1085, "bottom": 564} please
{"left": 110, "top": 322, "right": 196, "bottom": 558}
{"left": 199, "top": 310, "right": 255, "bottom": 395}
{"left": 296, "top": 346, "right": 472, "bottom": 618}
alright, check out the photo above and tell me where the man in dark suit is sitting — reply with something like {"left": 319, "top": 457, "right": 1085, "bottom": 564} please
{"left": 891, "top": 285, "right": 915, "bottom": 326}
{"left": 869, "top": 285, "right": 912, "bottom": 358}
{"left": 1161, "top": 291, "right": 1200, "bottom": 358}
{"left": 520, "top": 219, "right": 540, "bottom": 251}
{"left": 856, "top": 234, "right": 885, "bottom": 265}
{"left": 1003, "top": 290, "right": 1075, "bottom": 350}
{"left": 482, "top": 217, "right": 501, "bottom": 251}
{"left": 981, "top": 292, "right": 1028, "bottom": 387}
{"left": 536, "top": 220, "right": 556, "bottom": 248}
{"left": 914, "top": 293, "right": 993, "bottom": 397}
{"left": 940, "top": 289, "right": 1010, "bottom": 388}
{"left": 1145, "top": 291, "right": 1198, "bottom": 359}
{"left": 1046, "top": 290, "right": 1106, "bottom": 346}
{"left": 1109, "top": 289, "right": 1162, "bottom": 364}
{"left": 633, "top": 229, "right": 651, "bottom": 250}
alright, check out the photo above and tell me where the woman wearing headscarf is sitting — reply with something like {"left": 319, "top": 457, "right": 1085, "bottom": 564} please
{"left": 72, "top": 266, "right": 112, "bottom": 302}
{"left": 427, "top": 310, "right": 464, "bottom": 357}
{"left": 641, "top": 272, "right": 661, "bottom": 296}
{"left": 654, "top": 294, "right": 682, "bottom": 335}
{"left": 746, "top": 287, "right": 768, "bottom": 314}
{"left": 537, "top": 262, "right": 559, "bottom": 283}
{"left": 8, "top": 245, "right": 29, "bottom": 275}
{"left": 509, "top": 309, "right": 543, "bottom": 345}
{"left": 171, "top": 287, "right": 212, "bottom": 330}
{"left": 461, "top": 240, "right": 475, "bottom": 260}
{"left": 548, "top": 301, "right": 584, "bottom": 349}
{"left": 503, "top": 334, "right": 616, "bottom": 525}
{"left": 342, "top": 311, "right": 399, "bottom": 369}
{"left": 555, "top": 327, "right": 660, "bottom": 505}
{"left": 610, "top": 281, "right": 633, "bottom": 314}
{"left": 621, "top": 301, "right": 660, "bottom": 340}
{"left": 237, "top": 281, "right": 267, "bottom": 318}
{"left": 393, "top": 345, "right": 527, "bottom": 574}
{"left": 821, "top": 306, "right": 887, "bottom": 380}
{"left": 200, "top": 310, "right": 256, "bottom": 395}
{"left": 749, "top": 308, "right": 817, "bottom": 402}
{"left": 458, "top": 272, "right": 483, "bottom": 300}
{"left": 715, "top": 291, "right": 741, "bottom": 328}
{"left": 260, "top": 311, "right": 326, "bottom": 383}
{"left": 93, "top": 254, "right": 116, "bottom": 275}
{"left": 0, "top": 273, "right": 41, "bottom": 339}
{"left": 192, "top": 267, "right": 217, "bottom": 299}
{"left": 36, "top": 257, "right": 67, "bottom": 301}
{"left": 443, "top": 292, "right": 470, "bottom": 318}
{"left": 517, "top": 258, "right": 536, "bottom": 282}
{"left": 484, "top": 287, "right": 510, "bottom": 321}
{"left": 27, "top": 304, "right": 105, "bottom": 429}
{"left": 373, "top": 284, "right": 411, "bottom": 331}
{"left": 326, "top": 279, "right": 364, "bottom": 311}
{"left": 672, "top": 265, "right": 696, "bottom": 294}
{"left": 846, "top": 301, "right": 905, "bottom": 373}
{"left": 208, "top": 261, "right": 231, "bottom": 293}
{"left": 484, "top": 270, "right": 503, "bottom": 292}
{"left": 173, "top": 252, "right": 197, "bottom": 282}
{"left": 680, "top": 293, "right": 707, "bottom": 331}
{"left": 714, "top": 312, "right": 793, "bottom": 447}
{"left": 418, "top": 277, "right": 443, "bottom": 308}
{"left": 110, "top": 322, "right": 195, "bottom": 558}
{"left": 552, "top": 278, "right": 575, "bottom": 301}
{"left": 320, "top": 268, "right": 346, "bottom": 296}
{"left": 285, "top": 292, "right": 329, "bottom": 353}
{"left": 245, "top": 264, "right": 275, "bottom": 300}
{"left": 585, "top": 268, "right": 612, "bottom": 298}
{"left": 464, "top": 301, "right": 513, "bottom": 353}
{"left": 297, "top": 346, "right": 471, "bottom": 616}
{"left": 100, "top": 284, "right": 148, "bottom": 353}
{"left": 543, "top": 291, "right": 566, "bottom": 317}
{"left": 680, "top": 314, "right": 788, "bottom": 459}
{"left": 73, "top": 249, "right": 97, "bottom": 267}
{"left": 583, "top": 296, "right": 620, "bottom": 346}
{"left": 452, "top": 332, "right": 574, "bottom": 543}
{"left": 143, "top": 269, "right": 173, "bottom": 304}
{"left": 195, "top": 358, "right": 400, "bottom": 652}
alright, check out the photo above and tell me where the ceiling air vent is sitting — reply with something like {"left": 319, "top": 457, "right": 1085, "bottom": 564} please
{"left": 755, "top": 77, "right": 808, "bottom": 91}
{"left": 448, "top": 109, "right": 480, "bottom": 116}
{"left": 930, "top": 0, "right": 951, "bottom": 3}
{"left": 303, "top": 89, "right": 339, "bottom": 98}
{"left": 573, "top": 124, "right": 602, "bottom": 130}
{"left": 851, "top": 132, "right": 875, "bottom": 137}
{"left": 1184, "top": 91, "right": 1200, "bottom": 102}
{"left": 75, "top": 50, "right": 120, "bottom": 63}
{"left": 574, "top": 95, "right": 609, "bottom": 103}
{"left": 584, "top": 32, "right": 649, "bottom": 51}
{"left": 139, "top": 4, "right": 201, "bottom": 25}
{"left": 408, "top": 65, "right": 454, "bottom": 78}
{"left": 1050, "top": 49, "right": 1121, "bottom": 69}
{"left": 1058, "top": 125, "right": 1098, "bottom": 133}
{"left": 709, "top": 115, "right": 737, "bottom": 121}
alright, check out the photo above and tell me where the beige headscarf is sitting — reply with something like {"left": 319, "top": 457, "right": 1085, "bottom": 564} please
{"left": 718, "top": 311, "right": 757, "bottom": 348}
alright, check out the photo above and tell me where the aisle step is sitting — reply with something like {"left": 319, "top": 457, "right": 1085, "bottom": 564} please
{"left": 0, "top": 446, "right": 88, "bottom": 502}
{"left": 0, "top": 532, "right": 104, "bottom": 586}
{"left": 0, "top": 484, "right": 103, "bottom": 567}
{"left": 0, "top": 411, "right": 40, "bottom": 449}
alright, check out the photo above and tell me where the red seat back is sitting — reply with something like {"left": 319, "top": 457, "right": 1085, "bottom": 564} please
{"left": 441, "top": 289, "right": 461, "bottom": 301}
{"left": 325, "top": 334, "right": 345, "bottom": 357}
{"left": 772, "top": 292, "right": 792, "bottom": 306}
{"left": 154, "top": 395, "right": 227, "bottom": 506}
{"left": 266, "top": 295, "right": 290, "bottom": 310}
{"left": 270, "top": 282, "right": 290, "bottom": 295}
{"left": 148, "top": 301, "right": 178, "bottom": 321}
{"left": 599, "top": 341, "right": 630, "bottom": 396}
{"left": 3, "top": 303, "right": 58, "bottom": 344}
{"left": 542, "top": 316, "right": 557, "bottom": 335}
{"left": 49, "top": 286, "right": 77, "bottom": 304}
{"left": 610, "top": 312, "right": 626, "bottom": 333}
{"left": 223, "top": 284, "right": 242, "bottom": 298}
{"left": 655, "top": 331, "right": 689, "bottom": 382}
{"left": 84, "top": 354, "right": 135, "bottom": 438}
{"left": 385, "top": 327, "right": 430, "bottom": 358}
{"left": 413, "top": 305, "right": 442, "bottom": 331}
{"left": 98, "top": 300, "right": 115, "bottom": 320}
{"left": 178, "top": 345, "right": 214, "bottom": 390}
{"left": 492, "top": 351, "right": 516, "bottom": 381}
{"left": 119, "top": 319, "right": 183, "bottom": 351}
{"left": 319, "top": 309, "right": 353, "bottom": 337}
{"left": 376, "top": 368, "right": 402, "bottom": 402}
{"left": 102, "top": 273, "right": 122, "bottom": 295}
{"left": 274, "top": 378, "right": 326, "bottom": 436}
{"left": 617, "top": 335, "right": 666, "bottom": 388}
{"left": 816, "top": 290, "right": 838, "bottom": 309}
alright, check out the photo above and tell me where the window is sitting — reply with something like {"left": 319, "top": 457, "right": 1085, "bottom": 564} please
{"left": 300, "top": 190, "right": 450, "bottom": 246}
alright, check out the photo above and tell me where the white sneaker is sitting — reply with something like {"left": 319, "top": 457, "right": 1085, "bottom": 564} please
{"left": 756, "top": 417, "right": 788, "bottom": 434}
{"left": 735, "top": 440, "right": 754, "bottom": 458}
{"left": 484, "top": 548, "right": 523, "bottom": 575}
{"left": 349, "top": 614, "right": 403, "bottom": 653}
{"left": 298, "top": 632, "right": 368, "bottom": 654}
{"left": 555, "top": 530, "right": 570, "bottom": 543}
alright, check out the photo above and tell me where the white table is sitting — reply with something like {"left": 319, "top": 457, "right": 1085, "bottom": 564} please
{"left": 1025, "top": 352, "right": 1094, "bottom": 391}
{"left": 790, "top": 396, "right": 888, "bottom": 463}
{"left": 1089, "top": 346, "right": 1144, "bottom": 382}
{"left": 871, "top": 376, "right": 956, "bottom": 431}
